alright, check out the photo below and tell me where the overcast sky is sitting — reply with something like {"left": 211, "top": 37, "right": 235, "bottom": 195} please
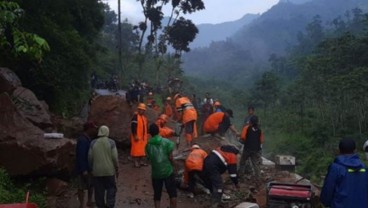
{"left": 106, "top": 0, "right": 280, "bottom": 24}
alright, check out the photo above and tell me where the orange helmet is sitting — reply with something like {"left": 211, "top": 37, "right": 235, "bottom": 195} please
{"left": 214, "top": 101, "right": 221, "bottom": 106}
{"left": 159, "top": 114, "right": 169, "bottom": 122}
{"left": 137, "top": 103, "right": 146, "bottom": 111}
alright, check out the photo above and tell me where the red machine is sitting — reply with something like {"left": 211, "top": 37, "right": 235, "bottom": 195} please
{"left": 0, "top": 192, "right": 38, "bottom": 208}
{"left": 267, "top": 182, "right": 314, "bottom": 208}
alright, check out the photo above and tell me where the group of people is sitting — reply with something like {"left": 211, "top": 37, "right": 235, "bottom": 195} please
{"left": 76, "top": 88, "right": 368, "bottom": 208}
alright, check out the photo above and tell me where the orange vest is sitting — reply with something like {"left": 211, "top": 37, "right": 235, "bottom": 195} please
{"left": 155, "top": 118, "right": 174, "bottom": 138}
{"left": 240, "top": 125, "right": 264, "bottom": 144}
{"left": 130, "top": 113, "right": 148, "bottom": 157}
{"left": 175, "top": 97, "right": 197, "bottom": 123}
{"left": 185, "top": 148, "right": 208, "bottom": 171}
{"left": 203, "top": 112, "right": 224, "bottom": 133}
{"left": 164, "top": 103, "right": 173, "bottom": 117}
{"left": 216, "top": 147, "right": 237, "bottom": 165}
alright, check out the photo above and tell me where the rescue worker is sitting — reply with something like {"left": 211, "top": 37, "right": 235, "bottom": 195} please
{"left": 203, "top": 92, "right": 213, "bottom": 106}
{"left": 155, "top": 114, "right": 175, "bottom": 138}
{"left": 130, "top": 103, "right": 148, "bottom": 168}
{"left": 146, "top": 92, "right": 154, "bottom": 108}
{"left": 163, "top": 97, "right": 173, "bottom": 118}
{"left": 213, "top": 101, "right": 225, "bottom": 113}
{"left": 244, "top": 106, "right": 256, "bottom": 126}
{"left": 200, "top": 99, "right": 213, "bottom": 135}
{"left": 184, "top": 144, "right": 208, "bottom": 198}
{"left": 320, "top": 138, "right": 368, "bottom": 208}
{"left": 238, "top": 116, "right": 264, "bottom": 179}
{"left": 203, "top": 109, "right": 239, "bottom": 138}
{"left": 202, "top": 145, "right": 240, "bottom": 208}
{"left": 174, "top": 93, "right": 198, "bottom": 147}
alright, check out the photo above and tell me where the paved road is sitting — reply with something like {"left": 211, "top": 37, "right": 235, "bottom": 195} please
{"left": 95, "top": 89, "right": 126, "bottom": 96}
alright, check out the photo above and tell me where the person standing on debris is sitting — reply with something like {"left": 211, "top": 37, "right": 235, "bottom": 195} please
{"left": 155, "top": 114, "right": 175, "bottom": 138}
{"left": 320, "top": 137, "right": 368, "bottom": 208}
{"left": 174, "top": 93, "right": 198, "bottom": 147}
{"left": 184, "top": 144, "right": 208, "bottom": 198}
{"left": 202, "top": 145, "right": 240, "bottom": 207}
{"left": 203, "top": 92, "right": 213, "bottom": 106}
{"left": 238, "top": 116, "right": 264, "bottom": 179}
{"left": 244, "top": 106, "right": 256, "bottom": 126}
{"left": 145, "top": 123, "right": 177, "bottom": 208}
{"left": 203, "top": 109, "right": 239, "bottom": 139}
{"left": 163, "top": 97, "right": 173, "bottom": 118}
{"left": 130, "top": 103, "right": 149, "bottom": 168}
{"left": 76, "top": 121, "right": 98, "bottom": 208}
{"left": 200, "top": 98, "right": 214, "bottom": 135}
{"left": 88, "top": 125, "right": 119, "bottom": 208}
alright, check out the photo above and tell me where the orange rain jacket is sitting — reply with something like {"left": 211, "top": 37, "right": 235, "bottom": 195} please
{"left": 130, "top": 113, "right": 148, "bottom": 157}
{"left": 184, "top": 148, "right": 208, "bottom": 184}
{"left": 175, "top": 97, "right": 197, "bottom": 124}
{"left": 203, "top": 112, "right": 225, "bottom": 133}
{"left": 155, "top": 118, "right": 175, "bottom": 138}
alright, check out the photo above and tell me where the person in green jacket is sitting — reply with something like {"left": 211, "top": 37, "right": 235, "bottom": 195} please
{"left": 88, "top": 125, "right": 119, "bottom": 208}
{"left": 146, "top": 123, "right": 177, "bottom": 208}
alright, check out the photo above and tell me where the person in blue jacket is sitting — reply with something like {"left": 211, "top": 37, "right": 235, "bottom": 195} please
{"left": 320, "top": 137, "right": 368, "bottom": 208}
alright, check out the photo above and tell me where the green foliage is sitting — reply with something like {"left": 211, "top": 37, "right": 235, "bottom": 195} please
{"left": 0, "top": 1, "right": 49, "bottom": 63}
{"left": 0, "top": 169, "right": 46, "bottom": 207}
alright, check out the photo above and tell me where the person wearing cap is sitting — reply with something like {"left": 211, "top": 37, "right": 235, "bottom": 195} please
{"left": 239, "top": 116, "right": 264, "bottom": 179}
{"left": 155, "top": 114, "right": 175, "bottom": 138}
{"left": 88, "top": 125, "right": 119, "bottom": 208}
{"left": 76, "top": 121, "right": 98, "bottom": 208}
{"left": 146, "top": 91, "right": 154, "bottom": 108}
{"left": 145, "top": 123, "right": 177, "bottom": 208}
{"left": 184, "top": 144, "right": 208, "bottom": 198}
{"left": 201, "top": 145, "right": 240, "bottom": 207}
{"left": 173, "top": 93, "right": 198, "bottom": 147}
{"left": 203, "top": 109, "right": 239, "bottom": 138}
{"left": 163, "top": 97, "right": 173, "bottom": 118}
{"left": 320, "top": 137, "right": 368, "bottom": 208}
{"left": 130, "top": 103, "right": 149, "bottom": 168}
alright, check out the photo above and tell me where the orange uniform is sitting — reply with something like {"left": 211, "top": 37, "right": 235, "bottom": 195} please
{"left": 175, "top": 97, "right": 197, "bottom": 124}
{"left": 240, "top": 125, "right": 264, "bottom": 144}
{"left": 155, "top": 118, "right": 175, "bottom": 138}
{"left": 184, "top": 148, "right": 208, "bottom": 184}
{"left": 130, "top": 113, "right": 148, "bottom": 157}
{"left": 203, "top": 112, "right": 225, "bottom": 133}
{"left": 163, "top": 102, "right": 173, "bottom": 118}
{"left": 185, "top": 148, "right": 208, "bottom": 171}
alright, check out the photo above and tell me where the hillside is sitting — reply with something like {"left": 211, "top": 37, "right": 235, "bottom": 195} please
{"left": 182, "top": 0, "right": 368, "bottom": 83}
{"left": 190, "top": 14, "right": 259, "bottom": 48}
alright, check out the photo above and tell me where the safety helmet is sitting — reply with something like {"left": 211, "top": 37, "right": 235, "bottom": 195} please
{"left": 191, "top": 144, "right": 200, "bottom": 149}
{"left": 148, "top": 91, "right": 153, "bottom": 96}
{"left": 214, "top": 101, "right": 221, "bottom": 106}
{"left": 159, "top": 114, "right": 169, "bottom": 122}
{"left": 166, "top": 96, "right": 172, "bottom": 101}
{"left": 173, "top": 93, "right": 181, "bottom": 100}
{"left": 137, "top": 103, "right": 146, "bottom": 111}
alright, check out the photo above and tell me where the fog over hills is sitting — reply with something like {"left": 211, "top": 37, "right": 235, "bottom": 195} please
{"left": 190, "top": 14, "right": 260, "bottom": 48}
{"left": 182, "top": 0, "right": 368, "bottom": 81}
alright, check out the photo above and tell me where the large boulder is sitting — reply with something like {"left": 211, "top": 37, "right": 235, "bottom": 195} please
{"left": 0, "top": 93, "right": 75, "bottom": 176}
{"left": 89, "top": 95, "right": 133, "bottom": 147}
{"left": 0, "top": 67, "right": 22, "bottom": 94}
{"left": 88, "top": 95, "right": 161, "bottom": 147}
{"left": 12, "top": 86, "right": 52, "bottom": 128}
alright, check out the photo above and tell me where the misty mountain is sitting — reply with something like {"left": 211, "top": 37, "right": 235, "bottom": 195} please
{"left": 190, "top": 14, "right": 259, "bottom": 48}
{"left": 182, "top": 0, "right": 368, "bottom": 82}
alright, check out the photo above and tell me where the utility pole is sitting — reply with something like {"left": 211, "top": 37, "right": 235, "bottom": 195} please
{"left": 118, "top": 0, "right": 123, "bottom": 82}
